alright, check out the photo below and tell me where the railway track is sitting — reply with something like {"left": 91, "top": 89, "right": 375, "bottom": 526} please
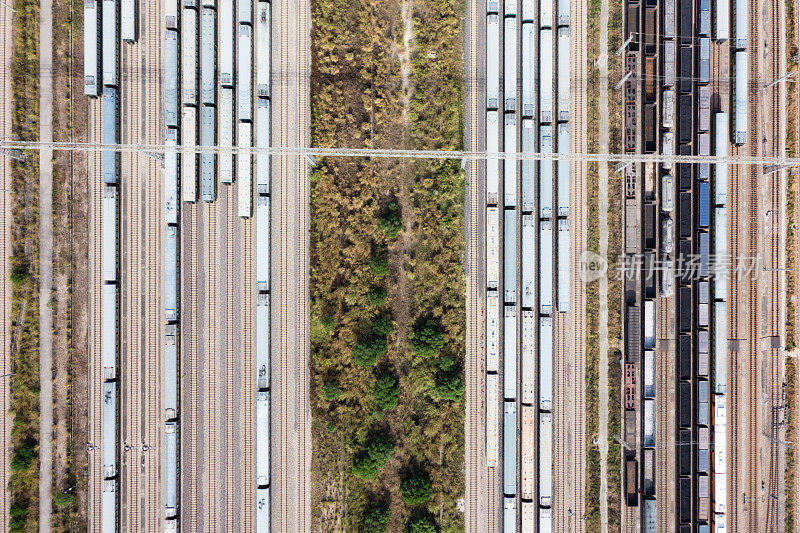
{"left": 89, "top": 96, "right": 103, "bottom": 533}
{"left": 465, "top": 0, "right": 483, "bottom": 528}
{"left": 728, "top": 155, "right": 741, "bottom": 527}
{"left": 278, "top": 0, "right": 290, "bottom": 528}
{"left": 144, "top": 0, "right": 164, "bottom": 527}
{"left": 555, "top": 315, "right": 567, "bottom": 532}
{"left": 206, "top": 200, "right": 218, "bottom": 531}
{"left": 241, "top": 217, "right": 254, "bottom": 532}
{"left": 764, "top": 0, "right": 784, "bottom": 526}
{"left": 0, "top": 8, "right": 10, "bottom": 530}
{"left": 656, "top": 296, "right": 671, "bottom": 533}
{"left": 123, "top": 37, "right": 142, "bottom": 533}
{"left": 570, "top": 0, "right": 587, "bottom": 523}
{"left": 746, "top": 0, "right": 762, "bottom": 524}
{"left": 186, "top": 202, "right": 199, "bottom": 532}
{"left": 226, "top": 185, "right": 237, "bottom": 529}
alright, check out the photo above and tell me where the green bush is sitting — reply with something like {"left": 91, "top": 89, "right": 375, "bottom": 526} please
{"left": 372, "top": 315, "right": 394, "bottom": 337}
{"left": 369, "top": 256, "right": 390, "bottom": 277}
{"left": 411, "top": 323, "right": 445, "bottom": 358}
{"left": 369, "top": 286, "right": 388, "bottom": 307}
{"left": 408, "top": 515, "right": 436, "bottom": 533}
{"left": 320, "top": 315, "right": 337, "bottom": 332}
{"left": 9, "top": 503, "right": 26, "bottom": 518}
{"left": 10, "top": 439, "right": 36, "bottom": 473}
{"left": 378, "top": 202, "right": 402, "bottom": 238}
{"left": 437, "top": 356, "right": 456, "bottom": 372}
{"left": 374, "top": 373, "right": 400, "bottom": 411}
{"left": 353, "top": 337, "right": 388, "bottom": 367}
{"left": 362, "top": 504, "right": 392, "bottom": 533}
{"left": 323, "top": 380, "right": 341, "bottom": 401}
{"left": 435, "top": 372, "right": 464, "bottom": 402}
{"left": 326, "top": 421, "right": 337, "bottom": 433}
{"left": 53, "top": 491, "right": 74, "bottom": 508}
{"left": 352, "top": 434, "right": 395, "bottom": 480}
{"left": 9, "top": 262, "right": 27, "bottom": 289}
{"left": 9, "top": 515, "right": 25, "bottom": 532}
{"left": 400, "top": 472, "right": 433, "bottom": 505}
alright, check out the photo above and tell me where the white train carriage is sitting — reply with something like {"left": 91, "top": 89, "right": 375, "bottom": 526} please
{"left": 219, "top": 0, "right": 234, "bottom": 86}
{"left": 521, "top": 214, "right": 535, "bottom": 309}
{"left": 539, "top": 28, "right": 553, "bottom": 123}
{"left": 557, "top": 219, "right": 570, "bottom": 312}
{"left": 182, "top": 106, "right": 198, "bottom": 203}
{"left": 486, "top": 14, "right": 500, "bottom": 110}
{"left": 256, "top": 195, "right": 270, "bottom": 293}
{"left": 504, "top": 17, "right": 518, "bottom": 112}
{"left": 486, "top": 207, "right": 500, "bottom": 291}
{"left": 201, "top": 106, "right": 217, "bottom": 202}
{"left": 504, "top": 113, "right": 518, "bottom": 207}
{"left": 733, "top": 51, "right": 747, "bottom": 145}
{"left": 714, "top": 210, "right": 728, "bottom": 300}
{"left": 166, "top": 0, "right": 179, "bottom": 28}
{"left": 521, "top": 500, "right": 536, "bottom": 532}
{"left": 164, "top": 226, "right": 179, "bottom": 322}
{"left": 556, "top": 123, "right": 570, "bottom": 217}
{"left": 486, "top": 373, "right": 500, "bottom": 467}
{"left": 557, "top": 0, "right": 570, "bottom": 26}
{"left": 256, "top": 487, "right": 270, "bottom": 532}
{"left": 84, "top": 1, "right": 100, "bottom": 96}
{"left": 164, "top": 325, "right": 178, "bottom": 419}
{"left": 539, "top": 316, "right": 553, "bottom": 410}
{"left": 182, "top": 5, "right": 198, "bottom": 105}
{"left": 734, "top": 0, "right": 748, "bottom": 49}
{"left": 503, "top": 401, "right": 517, "bottom": 494}
{"left": 102, "top": 381, "right": 117, "bottom": 477}
{"left": 486, "top": 289, "right": 500, "bottom": 372}
{"left": 715, "top": 0, "right": 730, "bottom": 41}
{"left": 219, "top": 88, "right": 234, "bottom": 184}
{"left": 121, "top": 0, "right": 135, "bottom": 41}
{"left": 102, "top": 480, "right": 117, "bottom": 533}
{"left": 256, "top": 292, "right": 270, "bottom": 390}
{"left": 539, "top": 507, "right": 553, "bottom": 533}
{"left": 164, "top": 422, "right": 178, "bottom": 518}
{"left": 540, "top": 0, "right": 553, "bottom": 27}
{"left": 239, "top": 0, "right": 252, "bottom": 23}
{"left": 714, "top": 113, "right": 729, "bottom": 205}
{"left": 521, "top": 119, "right": 535, "bottom": 212}
{"left": 504, "top": 306, "right": 517, "bottom": 399}
{"left": 256, "top": 390, "right": 271, "bottom": 486}
{"left": 256, "top": 99, "right": 270, "bottom": 194}
{"left": 256, "top": 2, "right": 271, "bottom": 98}
{"left": 503, "top": 497, "right": 517, "bottom": 530}
{"left": 165, "top": 30, "right": 180, "bottom": 128}
{"left": 539, "top": 219, "right": 553, "bottom": 314}
{"left": 504, "top": 209, "right": 517, "bottom": 303}
{"left": 164, "top": 128, "right": 179, "bottom": 226}
{"left": 239, "top": 25, "right": 253, "bottom": 122}
{"left": 102, "top": 87, "right": 118, "bottom": 184}
{"left": 539, "top": 124, "right": 553, "bottom": 218}
{"left": 521, "top": 0, "right": 534, "bottom": 21}
{"left": 102, "top": 0, "right": 118, "bottom": 87}
{"left": 238, "top": 122, "right": 253, "bottom": 217}
{"left": 201, "top": 8, "right": 216, "bottom": 105}
{"left": 102, "top": 185, "right": 117, "bottom": 283}
{"left": 486, "top": 110, "right": 500, "bottom": 205}
{"left": 539, "top": 412, "right": 553, "bottom": 506}
{"left": 504, "top": 0, "right": 517, "bottom": 16}
{"left": 521, "top": 310, "right": 535, "bottom": 403}
{"left": 522, "top": 22, "right": 535, "bottom": 117}
{"left": 556, "top": 27, "right": 570, "bottom": 122}
{"left": 102, "top": 284, "right": 117, "bottom": 380}
{"left": 520, "top": 405, "right": 536, "bottom": 498}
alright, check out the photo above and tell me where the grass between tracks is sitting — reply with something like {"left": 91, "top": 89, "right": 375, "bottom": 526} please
{"left": 585, "top": 0, "right": 623, "bottom": 527}
{"left": 8, "top": 1, "right": 42, "bottom": 531}
{"left": 309, "top": 0, "right": 465, "bottom": 530}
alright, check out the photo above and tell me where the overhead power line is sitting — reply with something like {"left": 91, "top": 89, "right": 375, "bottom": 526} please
{"left": 0, "top": 139, "right": 796, "bottom": 166}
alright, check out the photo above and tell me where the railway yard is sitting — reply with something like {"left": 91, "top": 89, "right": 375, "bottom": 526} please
{"left": 0, "top": 0, "right": 793, "bottom": 529}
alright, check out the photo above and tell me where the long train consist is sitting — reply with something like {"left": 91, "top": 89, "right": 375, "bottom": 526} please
{"left": 84, "top": 0, "right": 273, "bottom": 530}
{"left": 622, "top": 0, "right": 738, "bottom": 529}
{"left": 485, "top": 0, "right": 571, "bottom": 529}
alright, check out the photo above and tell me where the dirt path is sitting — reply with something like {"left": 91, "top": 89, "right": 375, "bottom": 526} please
{"left": 597, "top": 0, "right": 611, "bottom": 527}
{"left": 39, "top": 0, "right": 54, "bottom": 527}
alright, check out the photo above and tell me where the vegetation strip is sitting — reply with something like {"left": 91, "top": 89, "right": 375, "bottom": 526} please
{"left": 8, "top": 1, "right": 42, "bottom": 531}
{"left": 309, "top": 0, "right": 465, "bottom": 530}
